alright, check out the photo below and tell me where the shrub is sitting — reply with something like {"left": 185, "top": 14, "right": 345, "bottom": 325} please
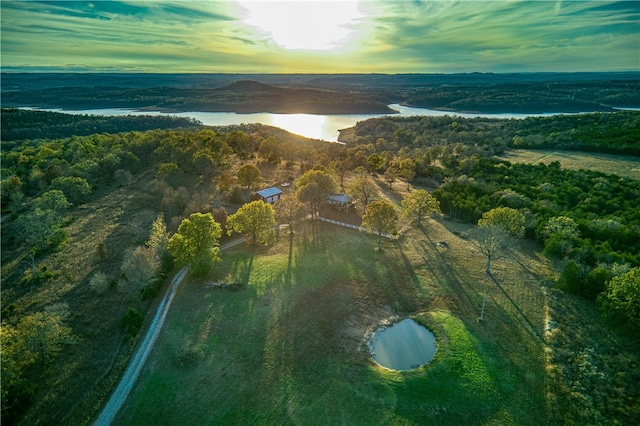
{"left": 88, "top": 272, "right": 109, "bottom": 295}
{"left": 557, "top": 260, "right": 585, "bottom": 295}
{"left": 176, "top": 340, "right": 204, "bottom": 365}
{"left": 120, "top": 308, "right": 144, "bottom": 339}
{"left": 50, "top": 176, "right": 92, "bottom": 204}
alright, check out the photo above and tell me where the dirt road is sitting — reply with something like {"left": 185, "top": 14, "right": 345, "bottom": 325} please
{"left": 93, "top": 237, "right": 248, "bottom": 426}
{"left": 93, "top": 266, "right": 188, "bottom": 426}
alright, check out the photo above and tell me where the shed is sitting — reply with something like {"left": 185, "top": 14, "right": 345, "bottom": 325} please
{"left": 255, "top": 187, "right": 283, "bottom": 204}
{"left": 326, "top": 194, "right": 353, "bottom": 211}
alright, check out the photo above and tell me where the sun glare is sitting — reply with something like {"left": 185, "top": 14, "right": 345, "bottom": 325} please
{"left": 238, "top": 0, "right": 363, "bottom": 51}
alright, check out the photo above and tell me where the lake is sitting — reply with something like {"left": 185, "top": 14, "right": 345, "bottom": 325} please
{"left": 26, "top": 104, "right": 571, "bottom": 142}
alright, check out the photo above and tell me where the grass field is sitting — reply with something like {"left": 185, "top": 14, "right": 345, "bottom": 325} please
{"left": 116, "top": 216, "right": 554, "bottom": 425}
{"left": 499, "top": 149, "right": 640, "bottom": 180}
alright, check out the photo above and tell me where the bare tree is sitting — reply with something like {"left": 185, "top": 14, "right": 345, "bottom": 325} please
{"left": 350, "top": 172, "right": 380, "bottom": 213}
{"left": 467, "top": 225, "right": 510, "bottom": 275}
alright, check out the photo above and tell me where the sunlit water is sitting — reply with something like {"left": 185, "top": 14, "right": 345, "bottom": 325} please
{"left": 369, "top": 318, "right": 437, "bottom": 371}
{"left": 24, "top": 104, "right": 594, "bottom": 142}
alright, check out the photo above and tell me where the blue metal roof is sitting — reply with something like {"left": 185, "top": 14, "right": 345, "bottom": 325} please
{"left": 256, "top": 187, "right": 283, "bottom": 198}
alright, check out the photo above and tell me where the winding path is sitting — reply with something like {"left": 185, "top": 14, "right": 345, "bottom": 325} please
{"left": 93, "top": 238, "right": 246, "bottom": 426}
{"left": 93, "top": 267, "right": 187, "bottom": 426}
{"left": 93, "top": 219, "right": 381, "bottom": 425}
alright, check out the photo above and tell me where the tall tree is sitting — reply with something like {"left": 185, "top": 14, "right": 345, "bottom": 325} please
{"left": 274, "top": 195, "right": 305, "bottom": 234}
{"left": 349, "top": 172, "right": 379, "bottom": 213}
{"left": 146, "top": 213, "right": 170, "bottom": 264}
{"left": 467, "top": 225, "right": 510, "bottom": 275}
{"left": 598, "top": 267, "right": 640, "bottom": 327}
{"left": 398, "top": 158, "right": 416, "bottom": 189}
{"left": 478, "top": 207, "right": 525, "bottom": 237}
{"left": 168, "top": 212, "right": 222, "bottom": 275}
{"left": 9, "top": 309, "right": 73, "bottom": 367}
{"left": 401, "top": 189, "right": 441, "bottom": 227}
{"left": 227, "top": 200, "right": 277, "bottom": 245}
{"left": 236, "top": 164, "right": 262, "bottom": 190}
{"left": 119, "top": 246, "right": 160, "bottom": 300}
{"left": 362, "top": 200, "right": 397, "bottom": 247}
{"left": 543, "top": 216, "right": 581, "bottom": 258}
{"left": 296, "top": 169, "right": 337, "bottom": 220}
{"left": 18, "top": 189, "right": 71, "bottom": 252}
{"left": 384, "top": 166, "right": 400, "bottom": 188}
{"left": 330, "top": 158, "right": 351, "bottom": 193}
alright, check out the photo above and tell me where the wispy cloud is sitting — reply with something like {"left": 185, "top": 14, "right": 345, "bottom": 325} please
{"left": 1, "top": 0, "right": 638, "bottom": 73}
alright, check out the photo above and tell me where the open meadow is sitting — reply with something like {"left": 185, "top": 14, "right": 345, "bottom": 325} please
{"left": 499, "top": 149, "right": 640, "bottom": 180}
{"left": 116, "top": 215, "right": 554, "bottom": 425}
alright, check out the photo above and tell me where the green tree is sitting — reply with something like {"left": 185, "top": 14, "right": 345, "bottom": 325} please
{"left": 296, "top": 169, "right": 337, "bottom": 220}
{"left": 367, "top": 153, "right": 385, "bottom": 173}
{"left": 398, "top": 158, "right": 416, "bottom": 189}
{"left": 258, "top": 136, "right": 281, "bottom": 163}
{"left": 543, "top": 216, "right": 580, "bottom": 258}
{"left": 236, "top": 164, "right": 262, "bottom": 190}
{"left": 18, "top": 190, "right": 71, "bottom": 252}
{"left": 557, "top": 260, "right": 585, "bottom": 294}
{"left": 478, "top": 207, "right": 525, "bottom": 237}
{"left": 598, "top": 267, "right": 640, "bottom": 327}
{"left": 384, "top": 166, "right": 400, "bottom": 188}
{"left": 50, "top": 176, "right": 92, "bottom": 204}
{"left": 216, "top": 171, "right": 235, "bottom": 193}
{"left": 401, "top": 189, "right": 441, "bottom": 227}
{"left": 227, "top": 200, "right": 276, "bottom": 245}
{"left": 6, "top": 308, "right": 74, "bottom": 368}
{"left": 362, "top": 200, "right": 397, "bottom": 247}
{"left": 168, "top": 212, "right": 222, "bottom": 275}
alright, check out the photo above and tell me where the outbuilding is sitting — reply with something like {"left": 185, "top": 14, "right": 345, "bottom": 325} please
{"left": 254, "top": 187, "right": 283, "bottom": 204}
{"left": 326, "top": 194, "right": 353, "bottom": 211}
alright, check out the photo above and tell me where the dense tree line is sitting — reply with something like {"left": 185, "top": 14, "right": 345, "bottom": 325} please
{"left": 1, "top": 108, "right": 200, "bottom": 145}
{"left": 432, "top": 157, "right": 640, "bottom": 263}
{"left": 347, "top": 110, "right": 640, "bottom": 155}
{"left": 345, "top": 111, "right": 640, "bottom": 311}
{"left": 1, "top": 80, "right": 393, "bottom": 115}
{"left": 404, "top": 80, "right": 640, "bottom": 113}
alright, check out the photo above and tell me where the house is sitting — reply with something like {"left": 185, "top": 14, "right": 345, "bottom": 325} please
{"left": 326, "top": 194, "right": 353, "bottom": 212}
{"left": 254, "top": 187, "right": 283, "bottom": 204}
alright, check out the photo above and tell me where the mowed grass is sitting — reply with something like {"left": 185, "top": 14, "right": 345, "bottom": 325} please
{"left": 499, "top": 149, "right": 640, "bottom": 180}
{"left": 116, "top": 219, "right": 553, "bottom": 425}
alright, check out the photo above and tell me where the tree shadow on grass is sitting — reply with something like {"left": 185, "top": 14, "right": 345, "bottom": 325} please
{"left": 417, "top": 226, "right": 478, "bottom": 318}
{"left": 487, "top": 272, "right": 543, "bottom": 342}
{"left": 285, "top": 233, "right": 294, "bottom": 286}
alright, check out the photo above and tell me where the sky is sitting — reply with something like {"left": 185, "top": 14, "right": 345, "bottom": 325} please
{"left": 1, "top": 0, "right": 639, "bottom": 73}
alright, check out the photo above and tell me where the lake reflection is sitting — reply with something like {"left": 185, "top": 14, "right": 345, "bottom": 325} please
{"left": 25, "top": 104, "right": 563, "bottom": 142}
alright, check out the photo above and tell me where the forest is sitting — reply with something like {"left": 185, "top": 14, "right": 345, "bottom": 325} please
{"left": 2, "top": 72, "right": 639, "bottom": 114}
{"left": 1, "top": 108, "right": 639, "bottom": 424}
{"left": 1, "top": 80, "right": 394, "bottom": 114}
{"left": 1, "top": 108, "right": 200, "bottom": 147}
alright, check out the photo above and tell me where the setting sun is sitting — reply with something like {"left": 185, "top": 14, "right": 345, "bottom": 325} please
{"left": 238, "top": 0, "right": 363, "bottom": 51}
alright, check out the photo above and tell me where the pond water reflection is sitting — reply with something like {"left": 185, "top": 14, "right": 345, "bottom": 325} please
{"left": 369, "top": 318, "right": 437, "bottom": 371}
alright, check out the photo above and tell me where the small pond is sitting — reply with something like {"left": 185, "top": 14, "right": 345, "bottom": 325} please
{"left": 369, "top": 318, "right": 437, "bottom": 371}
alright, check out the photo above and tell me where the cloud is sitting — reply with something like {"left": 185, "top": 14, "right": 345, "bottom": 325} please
{"left": 1, "top": 0, "right": 638, "bottom": 73}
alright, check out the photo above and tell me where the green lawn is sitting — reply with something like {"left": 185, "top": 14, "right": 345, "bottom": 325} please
{"left": 116, "top": 220, "right": 549, "bottom": 425}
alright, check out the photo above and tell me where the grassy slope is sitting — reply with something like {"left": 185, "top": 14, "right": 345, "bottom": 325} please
{"left": 116, "top": 215, "right": 553, "bottom": 425}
